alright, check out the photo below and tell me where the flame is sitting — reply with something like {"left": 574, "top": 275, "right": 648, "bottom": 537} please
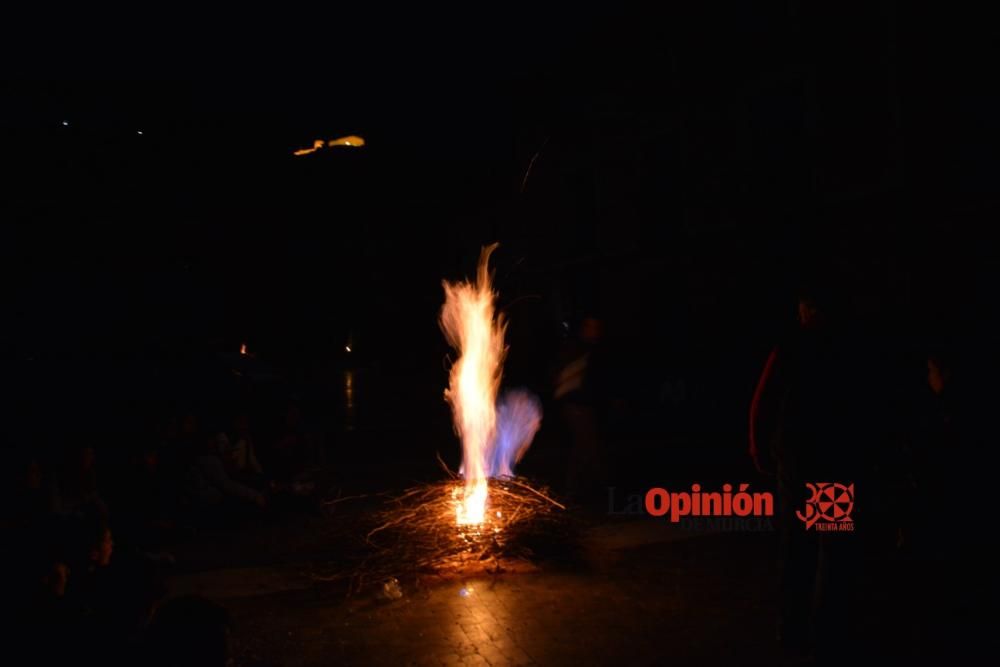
{"left": 293, "top": 139, "right": 325, "bottom": 156}
{"left": 441, "top": 244, "right": 506, "bottom": 525}
{"left": 440, "top": 245, "right": 544, "bottom": 527}
{"left": 240, "top": 343, "right": 247, "bottom": 356}
{"left": 293, "top": 135, "right": 366, "bottom": 155}
{"left": 328, "top": 135, "right": 365, "bottom": 148}
{"left": 492, "top": 390, "right": 542, "bottom": 477}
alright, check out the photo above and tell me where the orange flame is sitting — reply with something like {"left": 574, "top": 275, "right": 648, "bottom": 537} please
{"left": 293, "top": 139, "right": 325, "bottom": 156}
{"left": 441, "top": 244, "right": 506, "bottom": 525}
{"left": 327, "top": 135, "right": 365, "bottom": 148}
{"left": 293, "top": 135, "right": 366, "bottom": 155}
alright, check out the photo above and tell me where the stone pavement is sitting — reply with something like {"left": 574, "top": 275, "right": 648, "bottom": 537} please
{"left": 168, "top": 519, "right": 796, "bottom": 666}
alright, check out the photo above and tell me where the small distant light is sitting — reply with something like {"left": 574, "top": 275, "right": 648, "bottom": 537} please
{"left": 240, "top": 343, "right": 247, "bottom": 356}
{"left": 345, "top": 345, "right": 352, "bottom": 353}
{"left": 496, "top": 510, "right": 502, "bottom": 518}
{"left": 459, "top": 587, "right": 474, "bottom": 597}
{"left": 137, "top": 130, "right": 143, "bottom": 135}
{"left": 62, "top": 121, "right": 69, "bottom": 126}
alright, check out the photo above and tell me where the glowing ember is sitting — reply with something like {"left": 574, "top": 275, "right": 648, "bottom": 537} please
{"left": 440, "top": 244, "right": 542, "bottom": 526}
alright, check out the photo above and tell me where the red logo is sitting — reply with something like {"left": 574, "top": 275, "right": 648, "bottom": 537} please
{"left": 796, "top": 483, "right": 854, "bottom": 531}
{"left": 644, "top": 484, "right": 774, "bottom": 522}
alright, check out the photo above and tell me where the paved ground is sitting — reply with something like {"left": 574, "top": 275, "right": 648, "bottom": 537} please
{"left": 167, "top": 514, "right": 797, "bottom": 666}
{"left": 160, "top": 486, "right": 965, "bottom": 667}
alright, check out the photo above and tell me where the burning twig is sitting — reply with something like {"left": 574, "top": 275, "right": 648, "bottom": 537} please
{"left": 435, "top": 451, "right": 458, "bottom": 479}
{"left": 504, "top": 477, "right": 567, "bottom": 510}
{"left": 316, "top": 477, "right": 571, "bottom": 596}
{"left": 321, "top": 493, "right": 372, "bottom": 506}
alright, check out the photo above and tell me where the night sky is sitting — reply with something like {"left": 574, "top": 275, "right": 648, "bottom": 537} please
{"left": 4, "top": 4, "right": 998, "bottom": 453}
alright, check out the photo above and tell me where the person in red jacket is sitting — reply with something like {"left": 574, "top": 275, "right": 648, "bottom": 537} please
{"left": 749, "top": 292, "right": 826, "bottom": 475}
{"left": 749, "top": 285, "right": 862, "bottom": 659}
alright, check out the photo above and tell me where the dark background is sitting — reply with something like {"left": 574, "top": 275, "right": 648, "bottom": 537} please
{"left": 3, "top": 3, "right": 998, "bottom": 484}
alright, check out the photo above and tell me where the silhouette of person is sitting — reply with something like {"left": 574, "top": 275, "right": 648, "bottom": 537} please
{"left": 749, "top": 284, "right": 864, "bottom": 657}
{"left": 554, "top": 316, "right": 606, "bottom": 500}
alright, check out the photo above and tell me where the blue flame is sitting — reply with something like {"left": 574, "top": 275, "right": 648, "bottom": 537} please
{"left": 489, "top": 389, "right": 542, "bottom": 478}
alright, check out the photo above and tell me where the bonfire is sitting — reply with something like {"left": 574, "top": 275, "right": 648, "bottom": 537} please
{"left": 326, "top": 244, "right": 567, "bottom": 595}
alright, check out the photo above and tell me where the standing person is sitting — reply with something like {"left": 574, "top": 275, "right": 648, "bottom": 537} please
{"left": 905, "top": 349, "right": 988, "bottom": 658}
{"left": 224, "top": 412, "right": 264, "bottom": 482}
{"left": 749, "top": 285, "right": 866, "bottom": 659}
{"left": 554, "top": 316, "right": 606, "bottom": 501}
